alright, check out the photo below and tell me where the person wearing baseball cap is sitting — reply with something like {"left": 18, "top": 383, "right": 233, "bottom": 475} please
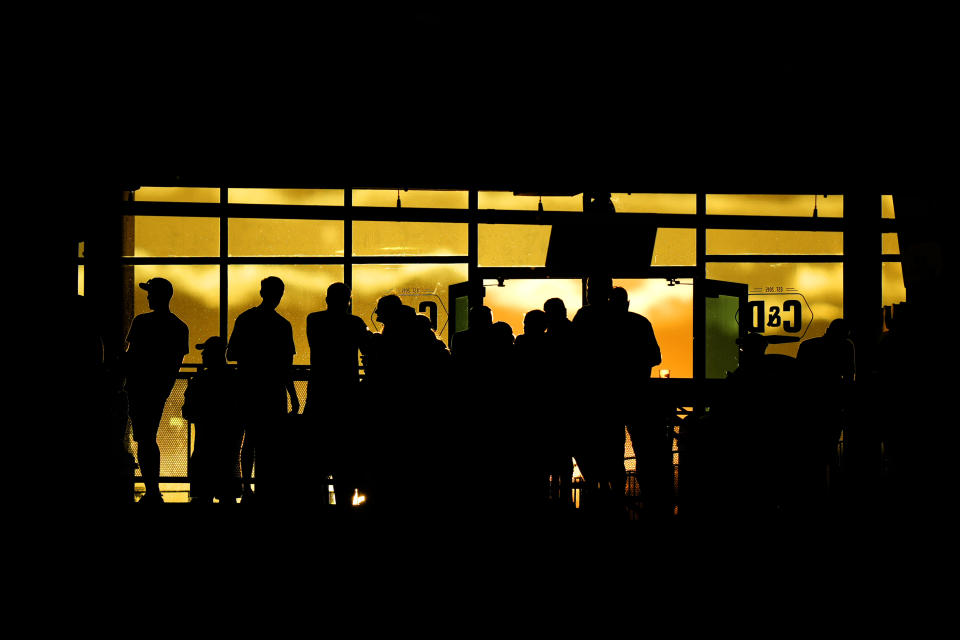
{"left": 182, "top": 336, "right": 242, "bottom": 503}
{"left": 123, "top": 276, "right": 189, "bottom": 504}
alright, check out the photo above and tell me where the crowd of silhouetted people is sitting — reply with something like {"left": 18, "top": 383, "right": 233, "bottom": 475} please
{"left": 68, "top": 271, "right": 934, "bottom": 523}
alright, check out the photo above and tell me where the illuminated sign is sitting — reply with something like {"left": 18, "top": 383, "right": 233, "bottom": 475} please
{"left": 744, "top": 287, "right": 814, "bottom": 338}
{"left": 370, "top": 287, "right": 449, "bottom": 334}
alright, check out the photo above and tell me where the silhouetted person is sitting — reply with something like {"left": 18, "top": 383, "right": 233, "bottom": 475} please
{"left": 450, "top": 305, "right": 493, "bottom": 379}
{"left": 543, "top": 298, "right": 575, "bottom": 508}
{"left": 707, "top": 332, "right": 804, "bottom": 516}
{"left": 123, "top": 278, "right": 189, "bottom": 504}
{"left": 572, "top": 274, "right": 624, "bottom": 517}
{"left": 305, "top": 282, "right": 372, "bottom": 512}
{"left": 362, "top": 295, "right": 421, "bottom": 517}
{"left": 798, "top": 318, "right": 856, "bottom": 503}
{"left": 182, "top": 337, "right": 242, "bottom": 503}
{"left": 71, "top": 294, "right": 132, "bottom": 505}
{"left": 609, "top": 286, "right": 667, "bottom": 518}
{"left": 227, "top": 276, "right": 299, "bottom": 504}
{"left": 513, "top": 309, "right": 551, "bottom": 510}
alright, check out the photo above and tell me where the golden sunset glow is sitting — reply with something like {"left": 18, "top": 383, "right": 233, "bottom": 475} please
{"left": 101, "top": 186, "right": 900, "bottom": 509}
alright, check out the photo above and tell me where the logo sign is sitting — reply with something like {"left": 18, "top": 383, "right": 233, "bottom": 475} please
{"left": 369, "top": 286, "right": 449, "bottom": 334}
{"left": 744, "top": 287, "right": 814, "bottom": 339}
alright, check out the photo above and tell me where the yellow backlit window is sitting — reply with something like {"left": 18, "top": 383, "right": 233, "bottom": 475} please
{"left": 226, "top": 265, "right": 345, "bottom": 366}
{"left": 882, "top": 195, "right": 896, "bottom": 219}
{"left": 353, "top": 221, "right": 467, "bottom": 256}
{"left": 707, "top": 230, "right": 843, "bottom": 255}
{"left": 707, "top": 194, "right": 843, "bottom": 217}
{"left": 125, "top": 216, "right": 220, "bottom": 258}
{"left": 705, "top": 262, "right": 844, "bottom": 358}
{"left": 132, "top": 265, "right": 221, "bottom": 366}
{"left": 478, "top": 192, "right": 583, "bottom": 211}
{"left": 228, "top": 189, "right": 344, "bottom": 206}
{"left": 135, "top": 187, "right": 220, "bottom": 203}
{"left": 612, "top": 193, "right": 696, "bottom": 214}
{"left": 882, "top": 262, "right": 907, "bottom": 308}
{"left": 882, "top": 233, "right": 900, "bottom": 255}
{"left": 353, "top": 190, "right": 468, "bottom": 209}
{"left": 229, "top": 219, "right": 344, "bottom": 257}
{"left": 352, "top": 263, "right": 469, "bottom": 347}
{"left": 478, "top": 224, "right": 551, "bottom": 267}
{"left": 652, "top": 228, "right": 696, "bottom": 265}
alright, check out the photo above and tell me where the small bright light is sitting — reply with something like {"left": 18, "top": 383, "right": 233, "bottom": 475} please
{"left": 659, "top": 369, "right": 671, "bottom": 378}
{"left": 352, "top": 489, "right": 366, "bottom": 506}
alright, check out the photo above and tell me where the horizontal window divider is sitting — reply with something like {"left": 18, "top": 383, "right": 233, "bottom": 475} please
{"left": 705, "top": 255, "right": 844, "bottom": 262}
{"left": 225, "top": 256, "right": 346, "bottom": 264}
{"left": 117, "top": 257, "right": 223, "bottom": 264}
{"left": 117, "top": 257, "right": 346, "bottom": 265}
{"left": 476, "top": 266, "right": 698, "bottom": 279}
{"left": 121, "top": 201, "right": 888, "bottom": 232}
{"left": 122, "top": 201, "right": 222, "bottom": 217}
{"left": 881, "top": 255, "right": 902, "bottom": 262}
{"left": 351, "top": 255, "right": 469, "bottom": 264}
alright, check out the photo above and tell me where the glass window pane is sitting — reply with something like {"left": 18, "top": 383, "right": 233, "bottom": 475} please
{"left": 882, "top": 233, "right": 900, "bottom": 255}
{"left": 353, "top": 221, "right": 467, "bottom": 256}
{"left": 483, "top": 279, "right": 583, "bottom": 343}
{"left": 613, "top": 279, "right": 693, "bottom": 378}
{"left": 882, "top": 195, "right": 896, "bottom": 219}
{"left": 705, "top": 262, "right": 844, "bottom": 358}
{"left": 478, "top": 224, "right": 551, "bottom": 267}
{"left": 79, "top": 241, "right": 85, "bottom": 258}
{"left": 132, "top": 265, "right": 221, "bottom": 368}
{"left": 227, "top": 265, "right": 345, "bottom": 367}
{"left": 135, "top": 187, "right": 220, "bottom": 203}
{"left": 478, "top": 192, "right": 584, "bottom": 211}
{"left": 652, "top": 228, "right": 696, "bottom": 265}
{"left": 612, "top": 193, "right": 696, "bottom": 214}
{"left": 78, "top": 265, "right": 84, "bottom": 295}
{"left": 707, "top": 194, "right": 843, "bottom": 217}
{"left": 706, "top": 230, "right": 843, "bottom": 255}
{"left": 353, "top": 189, "right": 468, "bottom": 209}
{"left": 125, "top": 216, "right": 220, "bottom": 257}
{"left": 228, "top": 188, "right": 344, "bottom": 206}
{"left": 229, "top": 219, "right": 344, "bottom": 257}
{"left": 882, "top": 262, "right": 907, "bottom": 308}
{"left": 352, "top": 264, "right": 469, "bottom": 347}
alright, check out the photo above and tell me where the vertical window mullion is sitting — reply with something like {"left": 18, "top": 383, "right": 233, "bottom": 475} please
{"left": 220, "top": 186, "right": 228, "bottom": 340}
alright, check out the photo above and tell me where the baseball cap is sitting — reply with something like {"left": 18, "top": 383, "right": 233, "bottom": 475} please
{"left": 139, "top": 277, "right": 174, "bottom": 298}
{"left": 196, "top": 336, "right": 227, "bottom": 352}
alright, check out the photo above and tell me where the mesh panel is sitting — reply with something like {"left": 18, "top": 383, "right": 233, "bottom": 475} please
{"left": 129, "top": 380, "right": 189, "bottom": 478}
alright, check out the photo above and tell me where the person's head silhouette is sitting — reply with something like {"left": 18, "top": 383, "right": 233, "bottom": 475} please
{"left": 610, "top": 286, "right": 629, "bottom": 313}
{"left": 736, "top": 332, "right": 768, "bottom": 368}
{"left": 260, "top": 276, "right": 285, "bottom": 309}
{"left": 375, "top": 294, "right": 403, "bottom": 328}
{"left": 139, "top": 277, "right": 174, "bottom": 312}
{"left": 326, "top": 282, "right": 351, "bottom": 313}
{"left": 586, "top": 275, "right": 613, "bottom": 307}
{"left": 469, "top": 305, "right": 493, "bottom": 330}
{"left": 523, "top": 309, "right": 547, "bottom": 335}
{"left": 196, "top": 336, "right": 228, "bottom": 370}
{"left": 543, "top": 298, "right": 567, "bottom": 328}
{"left": 825, "top": 318, "right": 850, "bottom": 340}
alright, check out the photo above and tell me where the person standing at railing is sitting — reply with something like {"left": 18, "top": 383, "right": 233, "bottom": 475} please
{"left": 609, "top": 286, "right": 665, "bottom": 518}
{"left": 227, "top": 276, "right": 299, "bottom": 504}
{"left": 182, "top": 336, "right": 243, "bottom": 504}
{"left": 123, "top": 277, "right": 189, "bottom": 505}
{"left": 543, "top": 297, "right": 576, "bottom": 510}
{"left": 305, "top": 282, "right": 372, "bottom": 513}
